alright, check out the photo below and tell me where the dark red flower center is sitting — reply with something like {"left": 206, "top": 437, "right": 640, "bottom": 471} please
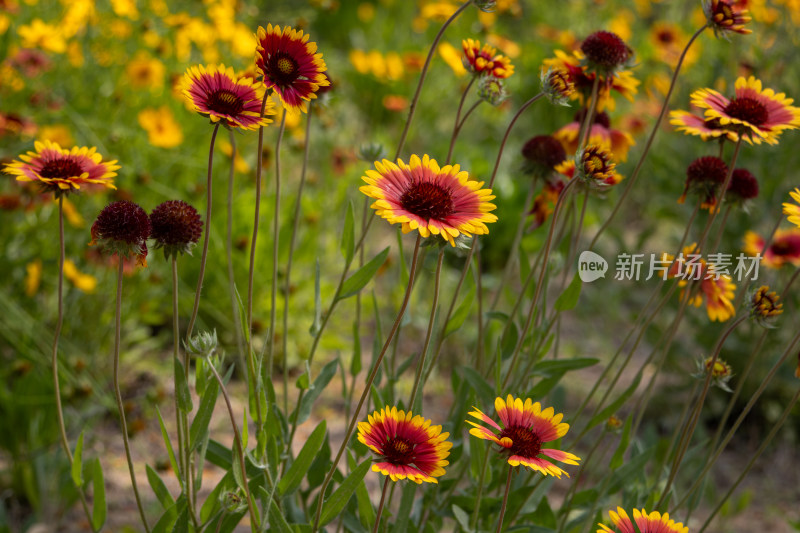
{"left": 703, "top": 117, "right": 725, "bottom": 130}
{"left": 207, "top": 89, "right": 244, "bottom": 116}
{"left": 266, "top": 52, "right": 300, "bottom": 86}
{"left": 522, "top": 135, "right": 566, "bottom": 170}
{"left": 656, "top": 29, "right": 676, "bottom": 44}
{"left": 771, "top": 238, "right": 800, "bottom": 257}
{"left": 580, "top": 31, "right": 631, "bottom": 70}
{"left": 40, "top": 157, "right": 83, "bottom": 179}
{"left": 383, "top": 437, "right": 416, "bottom": 465}
{"left": 150, "top": 200, "right": 203, "bottom": 246}
{"left": 499, "top": 426, "right": 542, "bottom": 459}
{"left": 724, "top": 97, "right": 769, "bottom": 127}
{"left": 400, "top": 181, "right": 454, "bottom": 221}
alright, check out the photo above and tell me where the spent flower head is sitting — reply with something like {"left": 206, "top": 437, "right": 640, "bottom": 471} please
{"left": 726, "top": 168, "right": 759, "bottom": 206}
{"left": 679, "top": 156, "right": 728, "bottom": 210}
{"left": 90, "top": 200, "right": 150, "bottom": 267}
{"left": 579, "top": 31, "right": 634, "bottom": 77}
{"left": 149, "top": 200, "right": 203, "bottom": 259}
{"left": 694, "top": 356, "right": 734, "bottom": 392}
{"left": 521, "top": 135, "right": 567, "bottom": 180}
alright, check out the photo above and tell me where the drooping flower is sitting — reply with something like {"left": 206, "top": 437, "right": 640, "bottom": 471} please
{"left": 359, "top": 154, "right": 498, "bottom": 246}
{"left": 554, "top": 110, "right": 635, "bottom": 162}
{"left": 703, "top": 0, "right": 753, "bottom": 36}
{"left": 540, "top": 67, "right": 575, "bottom": 106}
{"left": 461, "top": 38, "right": 514, "bottom": 78}
{"left": 255, "top": 24, "right": 330, "bottom": 112}
{"left": 529, "top": 181, "right": 565, "bottom": 230}
{"left": 468, "top": 395, "right": 580, "bottom": 478}
{"left": 579, "top": 30, "right": 634, "bottom": 76}
{"left": 597, "top": 508, "right": 688, "bottom": 533}
{"left": 669, "top": 108, "right": 738, "bottom": 142}
{"left": 542, "top": 49, "right": 638, "bottom": 112}
{"left": 725, "top": 168, "right": 759, "bottom": 205}
{"left": 749, "top": 285, "right": 783, "bottom": 327}
{"left": 149, "top": 200, "right": 203, "bottom": 259}
{"left": 782, "top": 188, "right": 800, "bottom": 228}
{"left": 668, "top": 244, "right": 736, "bottom": 322}
{"left": 90, "top": 200, "right": 151, "bottom": 267}
{"left": 690, "top": 76, "right": 800, "bottom": 145}
{"left": 743, "top": 229, "right": 800, "bottom": 268}
{"left": 3, "top": 140, "right": 118, "bottom": 195}
{"left": 678, "top": 156, "right": 728, "bottom": 210}
{"left": 558, "top": 145, "right": 623, "bottom": 189}
{"left": 521, "top": 135, "right": 567, "bottom": 179}
{"left": 357, "top": 406, "right": 451, "bottom": 483}
{"left": 183, "top": 64, "right": 274, "bottom": 131}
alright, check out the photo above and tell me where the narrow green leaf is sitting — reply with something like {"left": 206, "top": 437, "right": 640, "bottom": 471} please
{"left": 152, "top": 495, "right": 182, "bottom": 533}
{"left": 278, "top": 420, "right": 327, "bottom": 496}
{"left": 71, "top": 431, "right": 84, "bottom": 488}
{"left": 554, "top": 273, "right": 582, "bottom": 311}
{"left": 190, "top": 374, "right": 220, "bottom": 451}
{"left": 309, "top": 259, "right": 322, "bottom": 337}
{"left": 89, "top": 458, "right": 106, "bottom": 531}
{"left": 461, "top": 366, "right": 494, "bottom": 407}
{"left": 171, "top": 499, "right": 189, "bottom": 533}
{"left": 609, "top": 415, "right": 633, "bottom": 470}
{"left": 341, "top": 202, "right": 355, "bottom": 264}
{"left": 319, "top": 459, "right": 371, "bottom": 526}
{"left": 444, "top": 286, "right": 475, "bottom": 338}
{"left": 392, "top": 483, "right": 416, "bottom": 533}
{"left": 531, "top": 495, "right": 557, "bottom": 528}
{"left": 156, "top": 407, "right": 181, "bottom": 488}
{"left": 268, "top": 498, "right": 295, "bottom": 533}
{"left": 349, "top": 452, "right": 375, "bottom": 529}
{"left": 231, "top": 445, "right": 245, "bottom": 492}
{"left": 295, "top": 358, "right": 338, "bottom": 426}
{"left": 452, "top": 505, "right": 473, "bottom": 533}
{"left": 146, "top": 465, "right": 175, "bottom": 509}
{"left": 173, "top": 357, "right": 193, "bottom": 412}
{"left": 336, "top": 247, "right": 390, "bottom": 301}
{"left": 350, "top": 321, "right": 362, "bottom": 376}
{"left": 241, "top": 407, "right": 249, "bottom": 449}
{"left": 532, "top": 358, "right": 599, "bottom": 374}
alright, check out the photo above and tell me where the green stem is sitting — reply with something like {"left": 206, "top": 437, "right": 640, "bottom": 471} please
{"left": 53, "top": 196, "right": 95, "bottom": 528}
{"left": 589, "top": 24, "right": 708, "bottom": 249}
{"left": 372, "top": 477, "right": 392, "bottom": 533}
{"left": 207, "top": 362, "right": 261, "bottom": 532}
{"left": 447, "top": 76, "right": 477, "bottom": 163}
{"left": 186, "top": 123, "right": 221, "bottom": 342}
{"left": 268, "top": 109, "right": 288, "bottom": 390}
{"left": 226, "top": 130, "right": 246, "bottom": 374}
{"left": 488, "top": 92, "right": 544, "bottom": 188}
{"left": 470, "top": 445, "right": 492, "bottom": 530}
{"left": 394, "top": 0, "right": 471, "bottom": 160}
{"left": 408, "top": 248, "right": 445, "bottom": 410}
{"left": 246, "top": 93, "right": 271, "bottom": 433}
{"left": 112, "top": 260, "right": 151, "bottom": 533}
{"left": 312, "top": 235, "right": 423, "bottom": 533}
{"left": 283, "top": 105, "right": 313, "bottom": 413}
{"left": 495, "top": 466, "right": 513, "bottom": 533}
{"left": 576, "top": 77, "right": 600, "bottom": 151}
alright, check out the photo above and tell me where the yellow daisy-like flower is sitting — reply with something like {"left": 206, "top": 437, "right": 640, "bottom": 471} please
{"left": 691, "top": 76, "right": 800, "bottom": 145}
{"left": 138, "top": 107, "right": 184, "bottom": 148}
{"left": 461, "top": 38, "right": 514, "bottom": 78}
{"left": 468, "top": 395, "right": 581, "bottom": 478}
{"left": 669, "top": 108, "right": 739, "bottom": 142}
{"left": 357, "top": 406, "right": 451, "bottom": 484}
{"left": 359, "top": 155, "right": 497, "bottom": 246}
{"left": 782, "top": 188, "right": 800, "bottom": 228}
{"left": 3, "top": 140, "right": 118, "bottom": 195}
{"left": 597, "top": 507, "right": 688, "bottom": 533}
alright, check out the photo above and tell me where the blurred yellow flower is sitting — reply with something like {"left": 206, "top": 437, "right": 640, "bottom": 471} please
{"left": 67, "top": 41, "right": 84, "bottom": 67}
{"left": 125, "top": 52, "right": 165, "bottom": 90}
{"left": 37, "top": 124, "right": 74, "bottom": 147}
{"left": 138, "top": 107, "right": 184, "bottom": 148}
{"left": 108, "top": 19, "right": 133, "bottom": 39}
{"left": 609, "top": 9, "right": 634, "bottom": 42}
{"left": 0, "top": 15, "right": 10, "bottom": 35}
{"left": 438, "top": 42, "right": 466, "bottom": 77}
{"left": 62, "top": 197, "right": 85, "bottom": 228}
{"left": 19, "top": 19, "right": 67, "bottom": 53}
{"left": 229, "top": 23, "right": 257, "bottom": 60}
{"left": 0, "top": 64, "right": 24, "bottom": 91}
{"left": 486, "top": 34, "right": 521, "bottom": 59}
{"left": 349, "top": 49, "right": 404, "bottom": 80}
{"left": 649, "top": 22, "right": 699, "bottom": 68}
{"left": 357, "top": 2, "right": 376, "bottom": 22}
{"left": 111, "top": 0, "right": 139, "bottom": 20}
{"left": 61, "top": 0, "right": 95, "bottom": 38}
{"left": 25, "top": 259, "right": 42, "bottom": 297}
{"left": 219, "top": 141, "right": 250, "bottom": 173}
{"left": 64, "top": 260, "right": 97, "bottom": 293}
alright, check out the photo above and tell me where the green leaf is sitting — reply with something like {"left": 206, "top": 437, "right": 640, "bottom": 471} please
{"left": 71, "top": 431, "right": 84, "bottom": 488}
{"left": 350, "top": 321, "right": 362, "bottom": 376}
{"left": 554, "top": 273, "right": 582, "bottom": 311}
{"left": 461, "top": 366, "right": 495, "bottom": 407}
{"left": 295, "top": 358, "right": 339, "bottom": 426}
{"left": 231, "top": 444, "right": 245, "bottom": 492}
{"left": 336, "top": 247, "right": 390, "bottom": 301}
{"left": 444, "top": 286, "right": 475, "bottom": 338}
{"left": 190, "top": 373, "right": 220, "bottom": 451}
{"left": 309, "top": 259, "right": 322, "bottom": 337}
{"left": 278, "top": 420, "right": 327, "bottom": 496}
{"left": 392, "top": 483, "right": 416, "bottom": 533}
{"left": 89, "top": 458, "right": 106, "bottom": 531}
{"left": 531, "top": 495, "right": 557, "bottom": 528}
{"left": 341, "top": 202, "right": 355, "bottom": 264}
{"left": 452, "top": 505, "right": 473, "bottom": 533}
{"left": 531, "top": 358, "right": 598, "bottom": 375}
{"left": 146, "top": 465, "right": 175, "bottom": 509}
{"left": 319, "top": 459, "right": 371, "bottom": 526}
{"left": 268, "top": 498, "right": 295, "bottom": 533}
{"left": 173, "top": 357, "right": 193, "bottom": 413}
{"left": 349, "top": 452, "right": 375, "bottom": 529}
{"left": 152, "top": 495, "right": 182, "bottom": 533}
{"left": 241, "top": 407, "right": 249, "bottom": 449}
{"left": 609, "top": 415, "right": 633, "bottom": 470}
{"left": 156, "top": 408, "right": 181, "bottom": 488}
